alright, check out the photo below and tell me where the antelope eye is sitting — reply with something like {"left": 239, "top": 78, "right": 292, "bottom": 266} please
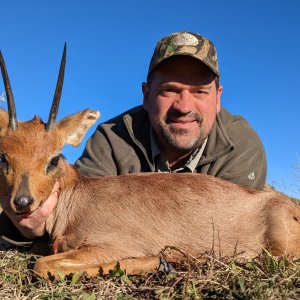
{"left": 46, "top": 155, "right": 61, "bottom": 173}
{"left": 0, "top": 153, "right": 8, "bottom": 165}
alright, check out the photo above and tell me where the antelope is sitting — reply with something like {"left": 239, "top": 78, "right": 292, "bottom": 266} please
{"left": 1, "top": 46, "right": 300, "bottom": 280}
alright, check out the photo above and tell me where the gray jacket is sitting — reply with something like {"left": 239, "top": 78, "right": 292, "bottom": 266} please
{"left": 76, "top": 105, "right": 267, "bottom": 190}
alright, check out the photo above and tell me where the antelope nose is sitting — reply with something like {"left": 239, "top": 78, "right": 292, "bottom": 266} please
{"left": 14, "top": 196, "right": 33, "bottom": 212}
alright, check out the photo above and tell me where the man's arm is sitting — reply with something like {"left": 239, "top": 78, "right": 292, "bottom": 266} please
{"left": 218, "top": 115, "right": 267, "bottom": 190}
{"left": 75, "top": 125, "right": 119, "bottom": 176}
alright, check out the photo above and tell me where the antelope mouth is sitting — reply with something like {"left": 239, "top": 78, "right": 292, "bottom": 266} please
{"left": 15, "top": 200, "right": 45, "bottom": 218}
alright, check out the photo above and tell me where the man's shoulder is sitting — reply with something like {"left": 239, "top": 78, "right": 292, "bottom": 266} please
{"left": 217, "top": 107, "right": 263, "bottom": 148}
{"left": 218, "top": 107, "right": 256, "bottom": 135}
{"left": 97, "top": 105, "right": 150, "bottom": 145}
{"left": 218, "top": 107, "right": 248, "bottom": 126}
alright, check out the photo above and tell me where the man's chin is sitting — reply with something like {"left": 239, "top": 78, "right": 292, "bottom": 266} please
{"left": 165, "top": 135, "right": 203, "bottom": 153}
{"left": 167, "top": 143, "right": 198, "bottom": 154}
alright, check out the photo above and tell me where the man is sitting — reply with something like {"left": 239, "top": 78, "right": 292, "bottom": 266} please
{"left": 0, "top": 31, "right": 266, "bottom": 244}
{"left": 75, "top": 31, "right": 266, "bottom": 188}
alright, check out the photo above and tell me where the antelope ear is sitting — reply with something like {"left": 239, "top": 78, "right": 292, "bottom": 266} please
{"left": 56, "top": 109, "right": 100, "bottom": 146}
{"left": 0, "top": 108, "right": 9, "bottom": 136}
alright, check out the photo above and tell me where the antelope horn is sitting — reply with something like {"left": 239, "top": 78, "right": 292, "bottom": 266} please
{"left": 46, "top": 43, "right": 67, "bottom": 131}
{"left": 0, "top": 50, "right": 18, "bottom": 130}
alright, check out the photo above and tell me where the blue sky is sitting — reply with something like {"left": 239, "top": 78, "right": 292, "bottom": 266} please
{"left": 0, "top": 0, "right": 299, "bottom": 197}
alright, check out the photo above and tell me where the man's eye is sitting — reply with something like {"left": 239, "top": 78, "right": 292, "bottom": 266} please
{"left": 194, "top": 90, "right": 207, "bottom": 95}
{"left": 160, "top": 88, "right": 178, "bottom": 96}
{"left": 193, "top": 90, "right": 209, "bottom": 99}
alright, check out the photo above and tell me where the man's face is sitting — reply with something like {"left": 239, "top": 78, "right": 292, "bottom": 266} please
{"left": 143, "top": 56, "right": 222, "bottom": 156}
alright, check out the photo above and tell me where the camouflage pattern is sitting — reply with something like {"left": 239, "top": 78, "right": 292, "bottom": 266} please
{"left": 148, "top": 31, "right": 220, "bottom": 78}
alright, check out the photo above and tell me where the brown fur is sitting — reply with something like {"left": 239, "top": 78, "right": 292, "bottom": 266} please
{"left": 1, "top": 108, "right": 300, "bottom": 279}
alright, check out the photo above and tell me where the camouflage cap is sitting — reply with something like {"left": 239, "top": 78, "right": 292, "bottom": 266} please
{"left": 148, "top": 31, "right": 220, "bottom": 79}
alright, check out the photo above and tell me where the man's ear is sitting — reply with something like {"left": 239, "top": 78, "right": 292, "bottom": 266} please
{"left": 56, "top": 109, "right": 100, "bottom": 147}
{"left": 142, "top": 82, "right": 150, "bottom": 111}
{"left": 216, "top": 85, "right": 223, "bottom": 113}
{"left": 0, "top": 108, "right": 9, "bottom": 136}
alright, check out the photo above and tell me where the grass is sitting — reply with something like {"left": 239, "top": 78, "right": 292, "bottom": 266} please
{"left": 1, "top": 248, "right": 300, "bottom": 299}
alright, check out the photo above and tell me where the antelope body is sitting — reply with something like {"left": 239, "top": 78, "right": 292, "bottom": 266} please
{"left": 1, "top": 47, "right": 300, "bottom": 279}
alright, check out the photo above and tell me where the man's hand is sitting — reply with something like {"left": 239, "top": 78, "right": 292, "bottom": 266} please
{"left": 0, "top": 182, "right": 60, "bottom": 239}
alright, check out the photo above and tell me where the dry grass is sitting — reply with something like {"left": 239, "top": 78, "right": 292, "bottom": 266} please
{"left": 1, "top": 248, "right": 300, "bottom": 299}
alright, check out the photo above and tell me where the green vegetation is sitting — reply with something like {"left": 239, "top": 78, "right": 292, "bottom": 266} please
{"left": 1, "top": 249, "right": 300, "bottom": 299}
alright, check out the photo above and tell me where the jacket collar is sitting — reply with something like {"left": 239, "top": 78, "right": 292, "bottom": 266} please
{"left": 122, "top": 106, "right": 233, "bottom": 168}
{"left": 199, "top": 111, "right": 234, "bottom": 165}
{"left": 122, "top": 106, "right": 154, "bottom": 170}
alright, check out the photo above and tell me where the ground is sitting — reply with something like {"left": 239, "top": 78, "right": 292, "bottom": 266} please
{"left": 1, "top": 248, "right": 300, "bottom": 299}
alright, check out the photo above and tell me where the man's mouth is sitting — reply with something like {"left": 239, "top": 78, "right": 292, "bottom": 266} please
{"left": 167, "top": 118, "right": 197, "bottom": 129}
{"left": 165, "top": 111, "right": 203, "bottom": 126}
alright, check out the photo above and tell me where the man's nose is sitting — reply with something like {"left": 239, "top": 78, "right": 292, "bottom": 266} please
{"left": 172, "top": 90, "right": 194, "bottom": 113}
